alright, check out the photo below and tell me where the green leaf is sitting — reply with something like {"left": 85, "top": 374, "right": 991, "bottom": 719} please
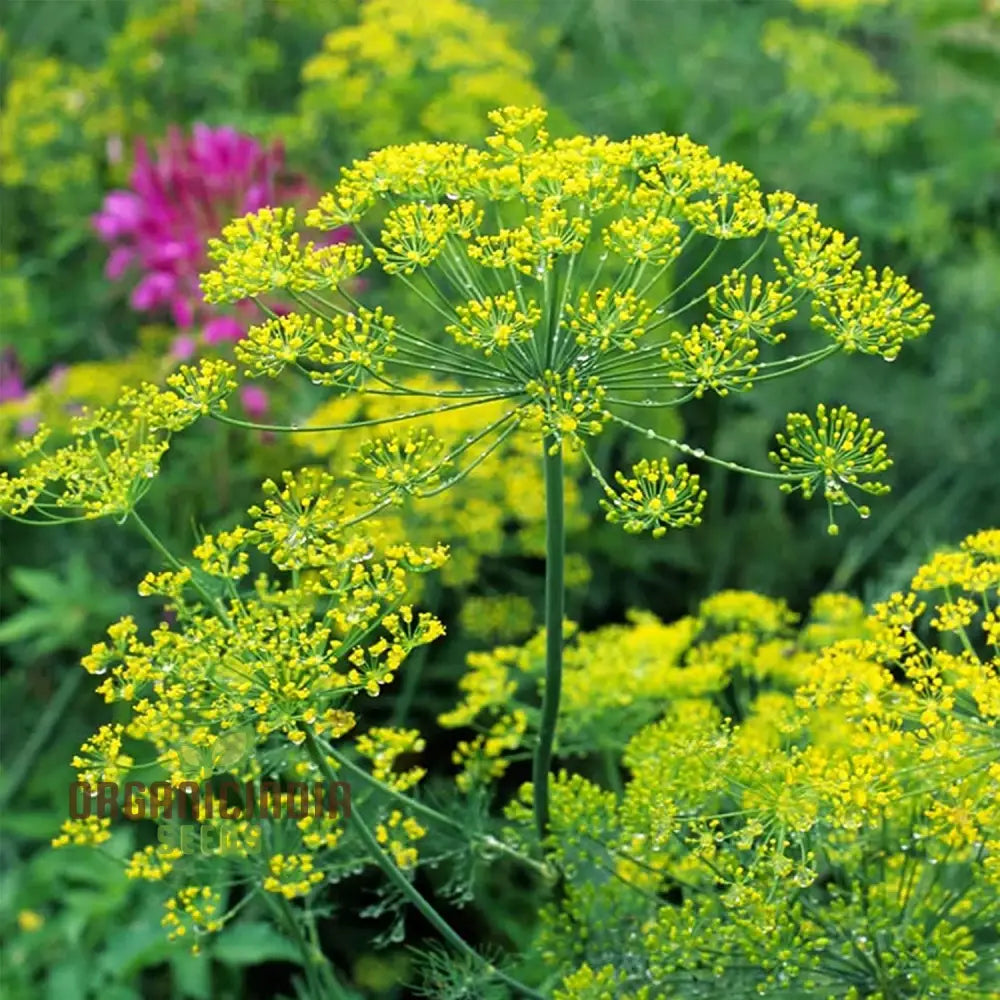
{"left": 98, "top": 920, "right": 175, "bottom": 978}
{"left": 211, "top": 921, "right": 302, "bottom": 967}
{"left": 9, "top": 567, "right": 64, "bottom": 603}
{"left": 935, "top": 39, "right": 1000, "bottom": 84}
{"left": 0, "top": 608, "right": 55, "bottom": 644}
{"left": 0, "top": 810, "right": 60, "bottom": 839}
{"left": 171, "top": 950, "right": 214, "bottom": 1000}
{"left": 45, "top": 959, "right": 88, "bottom": 1000}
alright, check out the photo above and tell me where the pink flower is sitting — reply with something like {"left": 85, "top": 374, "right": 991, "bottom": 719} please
{"left": 170, "top": 335, "right": 198, "bottom": 362}
{"left": 239, "top": 384, "right": 270, "bottom": 420}
{"left": 93, "top": 124, "right": 348, "bottom": 352}
{"left": 202, "top": 316, "right": 245, "bottom": 345}
{"left": 1, "top": 350, "right": 40, "bottom": 437}
{"left": 0, "top": 348, "right": 26, "bottom": 403}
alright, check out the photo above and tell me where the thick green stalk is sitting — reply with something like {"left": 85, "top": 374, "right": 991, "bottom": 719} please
{"left": 533, "top": 437, "right": 565, "bottom": 841}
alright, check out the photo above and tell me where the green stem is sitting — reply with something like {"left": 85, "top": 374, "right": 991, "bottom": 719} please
{"left": 129, "top": 509, "right": 229, "bottom": 621}
{"left": 129, "top": 509, "right": 181, "bottom": 569}
{"left": 390, "top": 618, "right": 433, "bottom": 727}
{"left": 208, "top": 394, "right": 515, "bottom": 434}
{"left": 0, "top": 668, "right": 85, "bottom": 812}
{"left": 303, "top": 906, "right": 350, "bottom": 999}
{"left": 533, "top": 437, "right": 565, "bottom": 841}
{"left": 260, "top": 891, "right": 349, "bottom": 1000}
{"left": 315, "top": 736, "right": 551, "bottom": 877}
{"left": 303, "top": 732, "right": 543, "bottom": 1000}
{"left": 608, "top": 413, "right": 792, "bottom": 481}
{"left": 601, "top": 747, "right": 624, "bottom": 799}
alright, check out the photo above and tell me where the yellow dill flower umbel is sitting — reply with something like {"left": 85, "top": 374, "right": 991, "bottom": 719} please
{"left": 195, "top": 104, "right": 931, "bottom": 538}
{"left": 294, "top": 0, "right": 543, "bottom": 153}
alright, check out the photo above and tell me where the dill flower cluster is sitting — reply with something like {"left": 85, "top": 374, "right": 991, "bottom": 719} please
{"left": 443, "top": 529, "right": 999, "bottom": 997}
{"left": 51, "top": 480, "right": 449, "bottom": 951}
{"left": 0, "top": 340, "right": 188, "bottom": 459}
{"left": 0, "top": 358, "right": 236, "bottom": 523}
{"left": 295, "top": 0, "right": 543, "bottom": 154}
{"left": 201, "top": 105, "right": 931, "bottom": 536}
{"left": 440, "top": 590, "right": 805, "bottom": 786}
{"left": 762, "top": 17, "right": 916, "bottom": 151}
{"left": 0, "top": 53, "right": 143, "bottom": 203}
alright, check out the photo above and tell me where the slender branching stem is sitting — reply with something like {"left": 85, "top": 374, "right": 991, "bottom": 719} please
{"left": 303, "top": 731, "right": 544, "bottom": 999}
{"left": 208, "top": 393, "right": 516, "bottom": 434}
{"left": 608, "top": 413, "right": 793, "bottom": 481}
{"left": 259, "top": 891, "right": 350, "bottom": 1000}
{"left": 314, "top": 734, "right": 551, "bottom": 877}
{"left": 129, "top": 509, "right": 183, "bottom": 569}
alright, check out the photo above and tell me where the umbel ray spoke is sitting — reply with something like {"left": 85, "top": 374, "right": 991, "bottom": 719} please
{"left": 208, "top": 393, "right": 518, "bottom": 434}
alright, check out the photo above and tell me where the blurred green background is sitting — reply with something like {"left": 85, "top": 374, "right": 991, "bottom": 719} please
{"left": 1, "top": 0, "right": 998, "bottom": 996}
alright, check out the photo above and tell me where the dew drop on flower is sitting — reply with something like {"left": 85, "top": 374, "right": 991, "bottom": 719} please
{"left": 445, "top": 191, "right": 460, "bottom": 201}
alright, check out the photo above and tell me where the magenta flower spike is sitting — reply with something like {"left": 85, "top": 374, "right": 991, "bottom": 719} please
{"left": 93, "top": 124, "right": 347, "bottom": 356}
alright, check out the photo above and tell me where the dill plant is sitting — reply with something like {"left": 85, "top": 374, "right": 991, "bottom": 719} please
{"left": 443, "top": 539, "right": 1000, "bottom": 996}
{"left": 199, "top": 103, "right": 930, "bottom": 836}
{"left": 0, "top": 106, "right": 953, "bottom": 996}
